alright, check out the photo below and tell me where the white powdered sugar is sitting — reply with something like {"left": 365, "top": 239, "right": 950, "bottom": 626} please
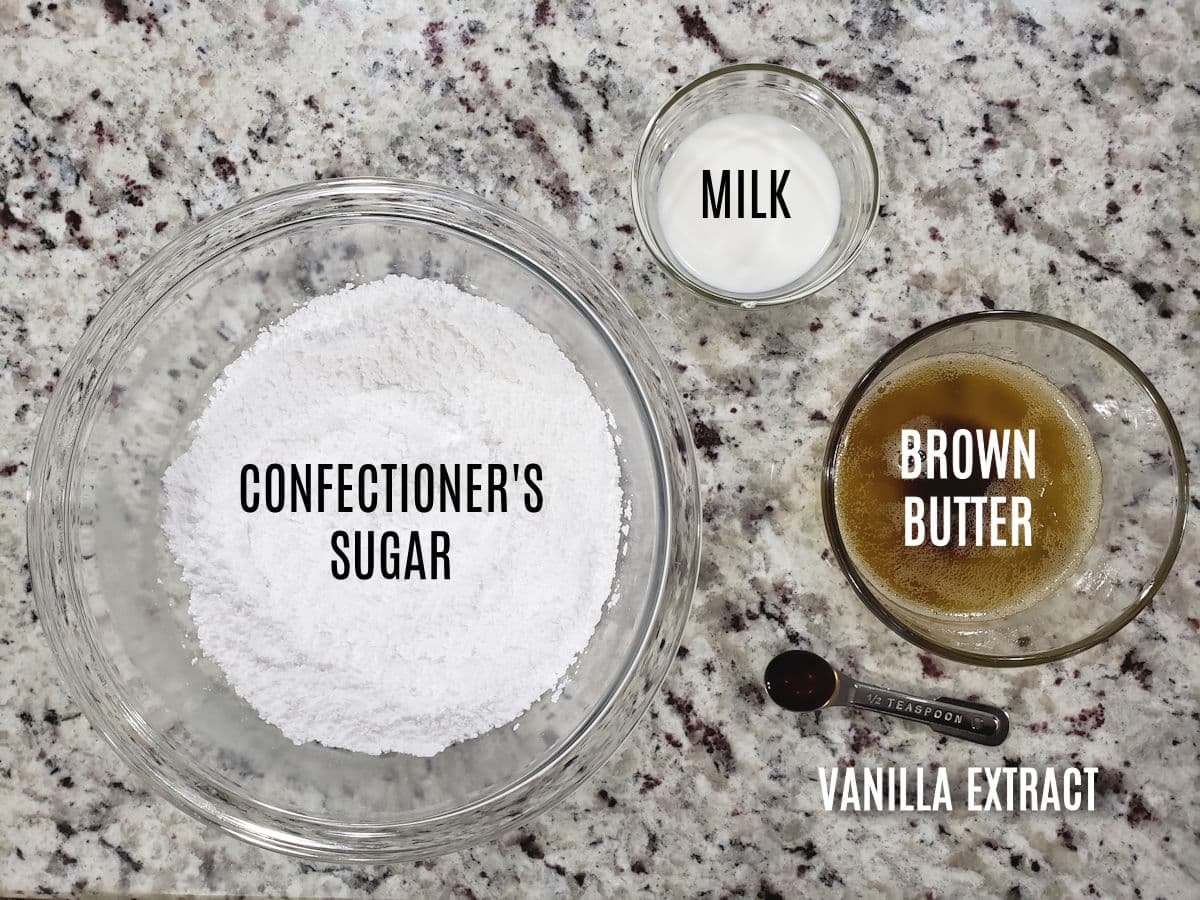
{"left": 163, "top": 274, "right": 623, "bottom": 756}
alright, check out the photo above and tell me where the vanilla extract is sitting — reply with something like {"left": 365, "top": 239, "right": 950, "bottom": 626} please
{"left": 818, "top": 766, "right": 1098, "bottom": 812}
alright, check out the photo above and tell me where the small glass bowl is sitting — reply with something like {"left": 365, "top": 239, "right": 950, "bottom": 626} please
{"left": 631, "top": 63, "right": 879, "bottom": 309}
{"left": 821, "top": 311, "right": 1188, "bottom": 666}
{"left": 27, "top": 179, "right": 701, "bottom": 861}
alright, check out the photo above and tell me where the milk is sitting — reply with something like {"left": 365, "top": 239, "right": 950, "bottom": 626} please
{"left": 655, "top": 112, "right": 841, "bottom": 294}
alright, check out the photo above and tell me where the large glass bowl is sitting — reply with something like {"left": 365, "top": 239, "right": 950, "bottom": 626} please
{"left": 27, "top": 179, "right": 701, "bottom": 861}
{"left": 822, "top": 311, "right": 1187, "bottom": 666}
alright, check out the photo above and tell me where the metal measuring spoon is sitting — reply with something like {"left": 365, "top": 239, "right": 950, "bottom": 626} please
{"left": 763, "top": 650, "right": 1009, "bottom": 746}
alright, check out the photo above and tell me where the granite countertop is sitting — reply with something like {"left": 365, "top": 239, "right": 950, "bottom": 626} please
{"left": 2, "top": 1, "right": 1197, "bottom": 896}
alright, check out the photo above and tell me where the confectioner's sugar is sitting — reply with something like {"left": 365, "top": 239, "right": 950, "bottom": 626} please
{"left": 163, "top": 275, "right": 623, "bottom": 756}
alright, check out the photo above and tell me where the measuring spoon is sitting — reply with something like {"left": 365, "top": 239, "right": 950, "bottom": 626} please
{"left": 763, "top": 650, "right": 1009, "bottom": 746}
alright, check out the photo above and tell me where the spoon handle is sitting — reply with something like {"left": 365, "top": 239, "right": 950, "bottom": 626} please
{"left": 844, "top": 681, "right": 1009, "bottom": 746}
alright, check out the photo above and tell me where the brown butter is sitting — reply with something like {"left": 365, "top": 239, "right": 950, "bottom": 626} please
{"left": 833, "top": 353, "right": 1102, "bottom": 618}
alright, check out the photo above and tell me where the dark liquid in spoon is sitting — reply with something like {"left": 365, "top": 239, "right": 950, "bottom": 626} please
{"left": 764, "top": 650, "right": 838, "bottom": 712}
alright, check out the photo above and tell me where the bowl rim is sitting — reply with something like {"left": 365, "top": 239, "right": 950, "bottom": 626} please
{"left": 820, "top": 309, "right": 1189, "bottom": 667}
{"left": 630, "top": 62, "right": 880, "bottom": 309}
{"left": 26, "top": 177, "right": 702, "bottom": 860}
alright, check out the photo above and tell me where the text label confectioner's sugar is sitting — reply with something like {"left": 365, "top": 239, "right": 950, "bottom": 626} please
{"left": 163, "top": 274, "right": 625, "bottom": 757}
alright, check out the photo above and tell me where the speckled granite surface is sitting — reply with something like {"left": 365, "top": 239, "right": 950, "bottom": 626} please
{"left": 2, "top": 1, "right": 1197, "bottom": 896}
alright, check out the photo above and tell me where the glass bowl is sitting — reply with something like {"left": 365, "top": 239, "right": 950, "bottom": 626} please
{"left": 631, "top": 63, "right": 879, "bottom": 309}
{"left": 821, "top": 311, "right": 1187, "bottom": 666}
{"left": 27, "top": 178, "right": 701, "bottom": 861}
